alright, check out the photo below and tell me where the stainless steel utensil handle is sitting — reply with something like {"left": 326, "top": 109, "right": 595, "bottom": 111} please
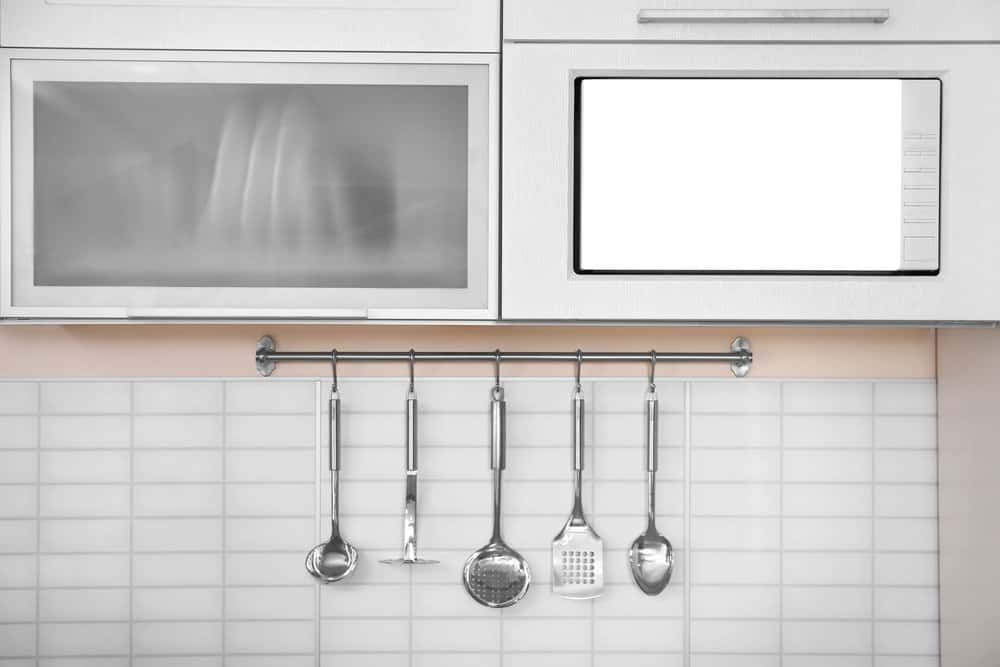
{"left": 571, "top": 389, "right": 586, "bottom": 521}
{"left": 645, "top": 393, "right": 658, "bottom": 473}
{"left": 490, "top": 387, "right": 506, "bottom": 542}
{"left": 406, "top": 391, "right": 418, "bottom": 472}
{"left": 329, "top": 393, "right": 341, "bottom": 472}
{"left": 637, "top": 8, "right": 890, "bottom": 23}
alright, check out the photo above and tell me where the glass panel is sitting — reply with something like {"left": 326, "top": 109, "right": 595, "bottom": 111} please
{"left": 576, "top": 79, "right": 910, "bottom": 274}
{"left": 34, "top": 81, "right": 468, "bottom": 288}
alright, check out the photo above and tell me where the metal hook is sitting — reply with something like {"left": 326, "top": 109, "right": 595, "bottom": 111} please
{"left": 493, "top": 349, "right": 501, "bottom": 389}
{"left": 648, "top": 349, "right": 656, "bottom": 393}
{"left": 330, "top": 349, "right": 339, "bottom": 395}
{"left": 408, "top": 349, "right": 416, "bottom": 394}
{"left": 574, "top": 349, "right": 583, "bottom": 393}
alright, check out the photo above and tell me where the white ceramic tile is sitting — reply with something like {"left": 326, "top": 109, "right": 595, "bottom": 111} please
{"left": 334, "top": 412, "right": 404, "bottom": 449}
{"left": 503, "top": 619, "right": 591, "bottom": 651}
{"left": 40, "top": 450, "right": 129, "bottom": 484}
{"left": 134, "top": 415, "right": 223, "bottom": 448}
{"left": 134, "top": 659, "right": 222, "bottom": 667}
{"left": 323, "top": 584, "right": 411, "bottom": 618}
{"left": 0, "top": 519, "right": 35, "bottom": 553}
{"left": 782, "top": 484, "right": 872, "bottom": 517}
{"left": 782, "top": 621, "right": 872, "bottom": 654}
{"left": 134, "top": 450, "right": 222, "bottom": 483}
{"left": 0, "top": 383, "right": 38, "bottom": 414}
{"left": 226, "top": 484, "right": 313, "bottom": 517}
{"left": 133, "top": 588, "right": 223, "bottom": 621}
{"left": 232, "top": 658, "right": 313, "bottom": 667}
{"left": 0, "top": 555, "right": 37, "bottom": 588}
{"left": 0, "top": 451, "right": 37, "bottom": 483}
{"left": 690, "top": 382, "right": 780, "bottom": 414}
{"left": 594, "top": 618, "right": 685, "bottom": 652}
{"left": 874, "top": 659, "right": 939, "bottom": 667}
{"left": 226, "top": 381, "right": 314, "bottom": 414}
{"left": 226, "top": 518, "right": 313, "bottom": 552}
{"left": 874, "top": 416, "right": 937, "bottom": 449}
{"left": 40, "top": 484, "right": 129, "bottom": 517}
{"left": 0, "top": 625, "right": 35, "bottom": 658}
{"left": 691, "top": 586, "right": 780, "bottom": 619}
{"left": 0, "top": 417, "right": 38, "bottom": 449}
{"left": 422, "top": 413, "right": 489, "bottom": 447}
{"left": 594, "top": 583, "right": 684, "bottom": 618}
{"left": 322, "top": 655, "right": 408, "bottom": 667}
{"left": 783, "top": 658, "right": 870, "bottom": 667}
{"left": 599, "top": 656, "right": 685, "bottom": 667}
{"left": 691, "top": 449, "right": 780, "bottom": 483}
{"left": 134, "top": 553, "right": 222, "bottom": 587}
{"left": 319, "top": 619, "right": 409, "bottom": 653}
{"left": 414, "top": 656, "right": 495, "bottom": 667}
{"left": 874, "top": 587, "right": 939, "bottom": 621}
{"left": 39, "top": 589, "right": 130, "bottom": 622}
{"left": 782, "top": 382, "right": 872, "bottom": 414}
{"left": 38, "top": 622, "right": 130, "bottom": 656}
{"left": 133, "top": 484, "right": 223, "bottom": 517}
{"left": 691, "top": 414, "right": 780, "bottom": 448}
{"left": 39, "top": 518, "right": 129, "bottom": 552}
{"left": 0, "top": 486, "right": 36, "bottom": 517}
{"left": 39, "top": 554, "right": 130, "bottom": 588}
{"left": 874, "top": 518, "right": 938, "bottom": 551}
{"left": 783, "top": 517, "right": 873, "bottom": 551}
{"left": 134, "top": 381, "right": 224, "bottom": 414}
{"left": 593, "top": 446, "right": 684, "bottom": 482}
{"left": 412, "top": 619, "right": 500, "bottom": 652}
{"left": 874, "top": 621, "right": 939, "bottom": 655}
{"left": 0, "top": 589, "right": 36, "bottom": 622}
{"left": 133, "top": 518, "right": 223, "bottom": 552}
{"left": 418, "top": 480, "right": 493, "bottom": 516}
{"left": 40, "top": 414, "right": 131, "bottom": 446}
{"left": 226, "top": 553, "right": 310, "bottom": 587}
{"left": 502, "top": 588, "right": 595, "bottom": 618}
{"left": 592, "top": 380, "right": 685, "bottom": 413}
{"left": 874, "top": 484, "right": 938, "bottom": 518}
{"left": 408, "top": 378, "right": 485, "bottom": 413}
{"left": 690, "top": 619, "right": 780, "bottom": 653}
{"left": 691, "top": 657, "right": 779, "bottom": 667}
{"left": 690, "top": 483, "right": 779, "bottom": 517}
{"left": 504, "top": 655, "right": 593, "bottom": 667}
{"left": 690, "top": 552, "right": 780, "bottom": 586}
{"left": 227, "top": 415, "right": 314, "bottom": 448}
{"left": 874, "top": 383, "right": 936, "bottom": 415}
{"left": 133, "top": 621, "right": 222, "bottom": 655}
{"left": 874, "top": 450, "right": 938, "bottom": 483}
{"left": 596, "top": 480, "right": 683, "bottom": 516}
{"left": 783, "top": 450, "right": 872, "bottom": 483}
{"left": 783, "top": 416, "right": 872, "bottom": 448}
{"left": 226, "top": 450, "right": 313, "bottom": 483}
{"left": 591, "top": 412, "right": 684, "bottom": 447}
{"left": 691, "top": 517, "right": 779, "bottom": 550}
{"left": 226, "top": 620, "right": 315, "bottom": 654}
{"left": 782, "top": 586, "right": 872, "bottom": 619}
{"left": 40, "top": 382, "right": 130, "bottom": 414}
{"left": 783, "top": 553, "right": 873, "bottom": 586}
{"left": 335, "top": 446, "right": 409, "bottom": 481}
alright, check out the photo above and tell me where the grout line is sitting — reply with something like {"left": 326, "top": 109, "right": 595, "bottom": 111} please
{"left": 128, "top": 381, "right": 135, "bottom": 666}
{"left": 315, "top": 379, "right": 323, "bottom": 667}
{"left": 34, "top": 382, "right": 40, "bottom": 667}
{"left": 871, "top": 381, "right": 877, "bottom": 667}
{"left": 778, "top": 381, "right": 785, "bottom": 666}
{"left": 221, "top": 381, "right": 228, "bottom": 665}
{"left": 683, "top": 381, "right": 692, "bottom": 667}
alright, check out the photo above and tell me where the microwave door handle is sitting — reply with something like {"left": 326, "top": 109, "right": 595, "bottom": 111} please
{"left": 637, "top": 8, "right": 890, "bottom": 23}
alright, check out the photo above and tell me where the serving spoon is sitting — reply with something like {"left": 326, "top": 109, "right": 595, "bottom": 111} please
{"left": 306, "top": 352, "right": 358, "bottom": 582}
{"left": 628, "top": 353, "right": 674, "bottom": 595}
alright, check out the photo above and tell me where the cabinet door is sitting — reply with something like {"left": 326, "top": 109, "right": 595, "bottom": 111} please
{"left": 502, "top": 43, "right": 1000, "bottom": 322}
{"left": 2, "top": 51, "right": 498, "bottom": 319}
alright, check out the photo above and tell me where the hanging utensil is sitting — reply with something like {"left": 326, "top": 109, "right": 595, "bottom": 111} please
{"left": 463, "top": 352, "right": 531, "bottom": 608}
{"left": 551, "top": 350, "right": 604, "bottom": 599}
{"left": 306, "top": 351, "right": 359, "bottom": 583}
{"left": 382, "top": 351, "right": 438, "bottom": 567}
{"left": 628, "top": 351, "right": 674, "bottom": 595}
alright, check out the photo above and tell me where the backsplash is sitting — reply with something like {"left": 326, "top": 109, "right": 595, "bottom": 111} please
{"left": 0, "top": 377, "right": 938, "bottom": 666}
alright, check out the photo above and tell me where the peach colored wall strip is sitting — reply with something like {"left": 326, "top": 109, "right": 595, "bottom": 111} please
{"left": 0, "top": 325, "right": 935, "bottom": 379}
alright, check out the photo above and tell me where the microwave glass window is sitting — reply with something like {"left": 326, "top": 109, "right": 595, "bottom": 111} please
{"left": 575, "top": 78, "right": 938, "bottom": 274}
{"left": 33, "top": 81, "right": 469, "bottom": 288}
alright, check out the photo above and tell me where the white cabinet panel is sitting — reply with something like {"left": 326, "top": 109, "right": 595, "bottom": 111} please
{"left": 2, "top": 0, "right": 500, "bottom": 53}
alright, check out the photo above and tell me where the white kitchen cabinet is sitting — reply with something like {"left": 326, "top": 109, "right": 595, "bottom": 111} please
{"left": 1, "top": 0, "right": 499, "bottom": 53}
{"left": 0, "top": 49, "right": 498, "bottom": 320}
{"left": 501, "top": 36, "right": 1000, "bottom": 322}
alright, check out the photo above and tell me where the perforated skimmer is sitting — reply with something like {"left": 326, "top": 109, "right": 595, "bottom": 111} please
{"left": 462, "top": 365, "right": 531, "bottom": 608}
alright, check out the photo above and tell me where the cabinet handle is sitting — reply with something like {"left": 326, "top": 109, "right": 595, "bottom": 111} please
{"left": 637, "top": 8, "right": 890, "bottom": 24}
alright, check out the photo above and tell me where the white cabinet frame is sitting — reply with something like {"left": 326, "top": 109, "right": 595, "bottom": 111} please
{"left": 1, "top": 49, "right": 500, "bottom": 320}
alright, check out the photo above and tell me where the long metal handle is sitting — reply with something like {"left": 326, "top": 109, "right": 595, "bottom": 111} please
{"left": 645, "top": 392, "right": 658, "bottom": 530}
{"left": 406, "top": 391, "right": 418, "bottom": 472}
{"left": 403, "top": 390, "right": 418, "bottom": 561}
{"left": 490, "top": 387, "right": 506, "bottom": 542}
{"left": 637, "top": 8, "right": 890, "bottom": 23}
{"left": 571, "top": 390, "right": 586, "bottom": 520}
{"left": 329, "top": 392, "right": 342, "bottom": 535}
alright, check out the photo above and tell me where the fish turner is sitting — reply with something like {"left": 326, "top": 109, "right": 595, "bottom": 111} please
{"left": 551, "top": 372, "right": 604, "bottom": 599}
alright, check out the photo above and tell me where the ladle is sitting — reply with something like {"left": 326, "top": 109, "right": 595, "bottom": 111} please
{"left": 306, "top": 351, "right": 359, "bottom": 582}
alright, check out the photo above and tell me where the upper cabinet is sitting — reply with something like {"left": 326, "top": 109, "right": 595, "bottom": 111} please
{"left": 501, "top": 1, "right": 1000, "bottom": 323}
{"left": 0, "top": 1, "right": 499, "bottom": 319}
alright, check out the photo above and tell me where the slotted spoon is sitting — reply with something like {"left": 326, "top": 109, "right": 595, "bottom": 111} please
{"left": 462, "top": 380, "right": 531, "bottom": 608}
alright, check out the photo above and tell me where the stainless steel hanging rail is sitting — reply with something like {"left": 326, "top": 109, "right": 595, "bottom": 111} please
{"left": 255, "top": 336, "right": 753, "bottom": 377}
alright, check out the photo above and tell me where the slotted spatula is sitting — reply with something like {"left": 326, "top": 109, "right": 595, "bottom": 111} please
{"left": 551, "top": 358, "right": 604, "bottom": 599}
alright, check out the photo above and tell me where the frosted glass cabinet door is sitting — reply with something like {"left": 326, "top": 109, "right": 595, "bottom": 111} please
{"left": 3, "top": 53, "right": 498, "bottom": 318}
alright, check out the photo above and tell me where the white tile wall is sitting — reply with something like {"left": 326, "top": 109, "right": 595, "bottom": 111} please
{"left": 0, "top": 378, "right": 939, "bottom": 666}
